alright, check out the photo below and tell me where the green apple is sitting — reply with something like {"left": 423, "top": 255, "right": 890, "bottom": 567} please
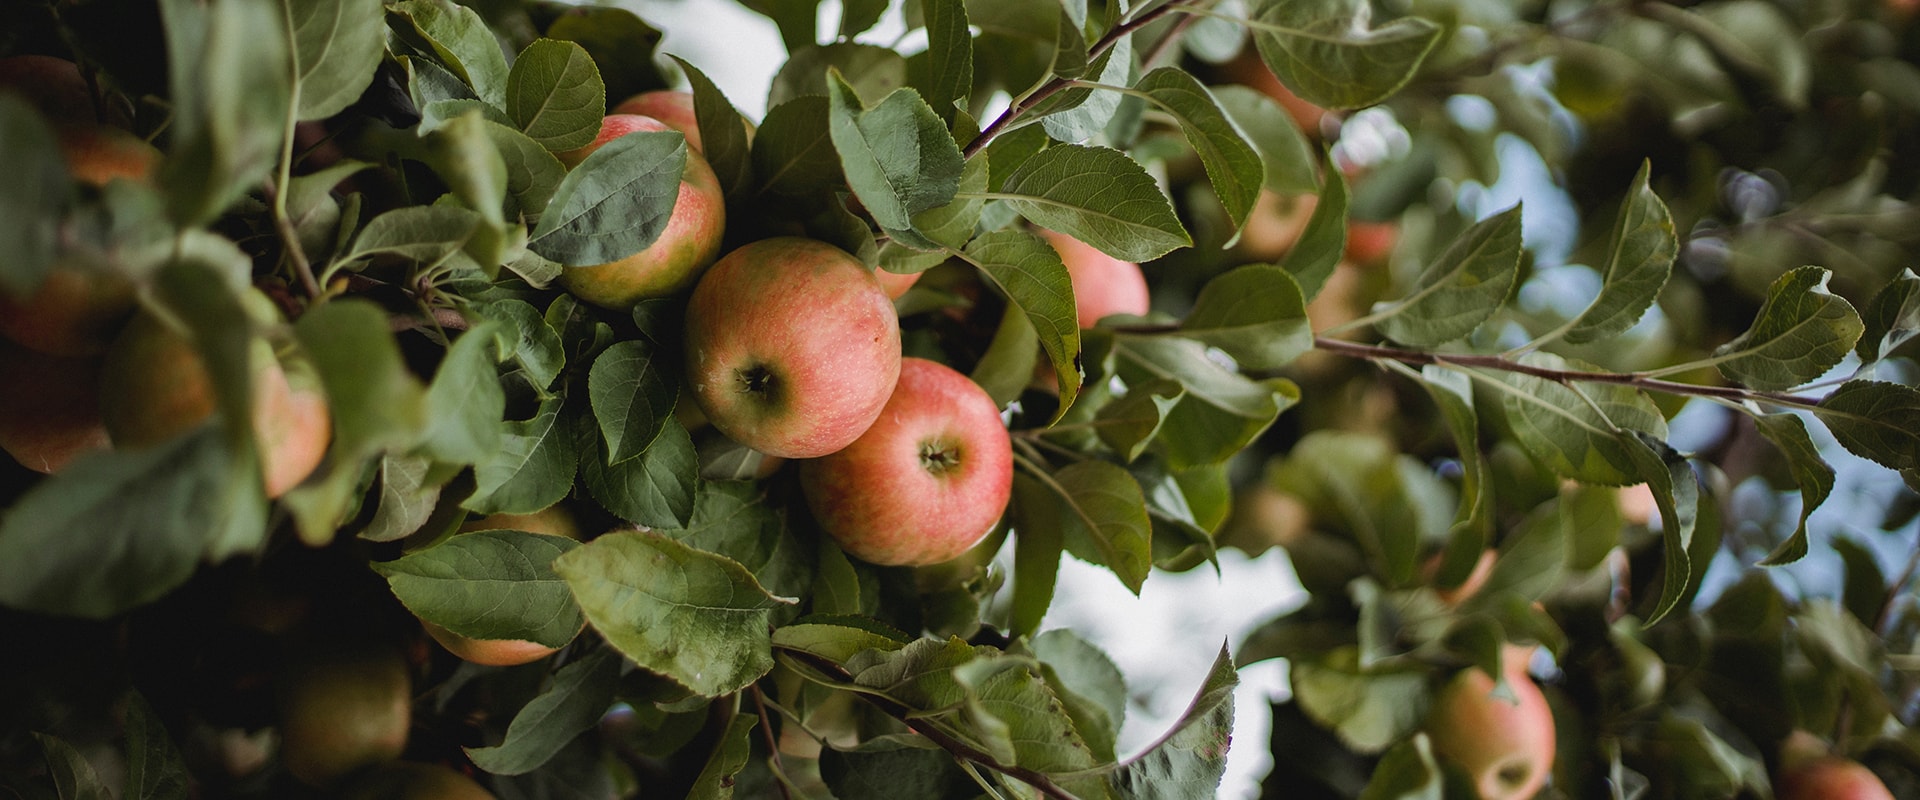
{"left": 683, "top": 237, "right": 902, "bottom": 459}
{"left": 341, "top": 761, "right": 496, "bottom": 800}
{"left": 277, "top": 646, "right": 411, "bottom": 787}
{"left": 1036, "top": 228, "right": 1151, "bottom": 329}
{"left": 100, "top": 308, "right": 331, "bottom": 498}
{"left": 556, "top": 114, "right": 727, "bottom": 310}
{"left": 1427, "top": 646, "right": 1555, "bottom": 800}
{"left": 801, "top": 357, "right": 1012, "bottom": 566}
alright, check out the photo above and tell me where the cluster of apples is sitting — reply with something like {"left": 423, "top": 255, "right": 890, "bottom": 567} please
{"left": 0, "top": 56, "right": 332, "bottom": 497}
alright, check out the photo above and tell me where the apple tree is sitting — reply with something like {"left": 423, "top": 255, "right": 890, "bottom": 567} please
{"left": 2, "top": 0, "right": 1919, "bottom": 797}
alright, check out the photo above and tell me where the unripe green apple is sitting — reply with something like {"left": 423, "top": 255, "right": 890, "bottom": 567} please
{"left": 683, "top": 237, "right": 902, "bottom": 459}
{"left": 612, "top": 90, "right": 703, "bottom": 153}
{"left": 99, "top": 310, "right": 331, "bottom": 497}
{"left": 800, "top": 358, "right": 1012, "bottom": 566}
{"left": 1776, "top": 731, "right": 1894, "bottom": 800}
{"left": 1036, "top": 228, "right": 1150, "bottom": 329}
{"left": 418, "top": 505, "right": 586, "bottom": 667}
{"left": 341, "top": 761, "right": 496, "bottom": 800}
{"left": 277, "top": 646, "right": 411, "bottom": 787}
{"left": 0, "top": 127, "right": 158, "bottom": 356}
{"left": 1427, "top": 646, "right": 1555, "bottom": 800}
{"left": 0, "top": 340, "right": 110, "bottom": 472}
{"left": 555, "top": 115, "right": 727, "bottom": 309}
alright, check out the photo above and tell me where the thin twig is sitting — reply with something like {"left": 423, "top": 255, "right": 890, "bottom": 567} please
{"left": 388, "top": 307, "right": 471, "bottom": 333}
{"left": 1875, "top": 524, "right": 1920, "bottom": 635}
{"left": 263, "top": 177, "right": 322, "bottom": 300}
{"left": 775, "top": 648, "right": 1080, "bottom": 800}
{"left": 749, "top": 685, "right": 795, "bottom": 800}
{"left": 1307, "top": 336, "right": 1826, "bottom": 408}
{"left": 960, "top": 1, "right": 1196, "bottom": 159}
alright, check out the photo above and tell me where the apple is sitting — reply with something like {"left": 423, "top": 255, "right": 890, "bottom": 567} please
{"left": 0, "top": 340, "right": 110, "bottom": 472}
{"left": 99, "top": 310, "right": 331, "bottom": 498}
{"left": 1346, "top": 220, "right": 1397, "bottom": 268}
{"left": 683, "top": 237, "right": 902, "bottom": 459}
{"left": 0, "top": 127, "right": 159, "bottom": 356}
{"left": 1427, "top": 646, "right": 1556, "bottom": 800}
{"left": 1036, "top": 228, "right": 1151, "bottom": 329}
{"left": 341, "top": 761, "right": 496, "bottom": 800}
{"left": 800, "top": 357, "right": 1012, "bottom": 566}
{"left": 0, "top": 55, "right": 98, "bottom": 128}
{"left": 612, "top": 90, "right": 703, "bottom": 153}
{"left": 1776, "top": 731, "right": 1895, "bottom": 800}
{"left": 554, "top": 115, "right": 727, "bottom": 310}
{"left": 1220, "top": 48, "right": 1329, "bottom": 138}
{"left": 1236, "top": 190, "right": 1318, "bottom": 262}
{"left": 416, "top": 504, "right": 586, "bottom": 667}
{"left": 277, "top": 646, "right": 412, "bottom": 787}
{"left": 1431, "top": 549, "right": 1498, "bottom": 606}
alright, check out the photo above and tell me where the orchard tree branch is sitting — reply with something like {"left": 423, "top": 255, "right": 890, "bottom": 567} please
{"left": 1308, "top": 336, "right": 1827, "bottom": 409}
{"left": 960, "top": 1, "right": 1198, "bottom": 159}
{"left": 773, "top": 648, "right": 1079, "bottom": 800}
{"left": 749, "top": 684, "right": 796, "bottom": 800}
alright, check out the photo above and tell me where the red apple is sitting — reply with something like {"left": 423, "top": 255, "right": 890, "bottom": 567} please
{"left": 100, "top": 310, "right": 331, "bottom": 497}
{"left": 1036, "top": 228, "right": 1151, "bottom": 329}
{"left": 0, "top": 340, "right": 110, "bottom": 472}
{"left": 1776, "top": 731, "right": 1895, "bottom": 800}
{"left": 1427, "top": 646, "right": 1556, "bottom": 800}
{"left": 612, "top": 90, "right": 702, "bottom": 153}
{"left": 684, "top": 237, "right": 902, "bottom": 459}
{"left": 800, "top": 358, "right": 1012, "bottom": 566}
{"left": 555, "top": 115, "right": 727, "bottom": 309}
{"left": 1347, "top": 220, "right": 1397, "bottom": 267}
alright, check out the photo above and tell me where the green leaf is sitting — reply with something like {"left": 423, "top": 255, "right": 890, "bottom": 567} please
{"left": 1135, "top": 67, "right": 1262, "bottom": 231}
{"left": 769, "top": 43, "right": 908, "bottom": 109}
{"left": 281, "top": 0, "right": 383, "bottom": 121}
{"left": 949, "top": 655, "right": 1103, "bottom": 779}
{"left": 0, "top": 95, "right": 71, "bottom": 296}
{"left": 998, "top": 144, "right": 1192, "bottom": 263}
{"left": 1268, "top": 432, "right": 1446, "bottom": 588}
{"left": 1420, "top": 367, "right": 1491, "bottom": 588}
{"left": 345, "top": 204, "right": 482, "bottom": 265}
{"left": 506, "top": 39, "right": 606, "bottom": 153}
{"left": 421, "top": 323, "right": 506, "bottom": 466}
{"left": 36, "top": 733, "right": 112, "bottom": 800}
{"left": 587, "top": 340, "right": 678, "bottom": 465}
{"left": 388, "top": 0, "right": 510, "bottom": 106}
{"left": 1031, "top": 460, "right": 1153, "bottom": 594}
{"left": 689, "top": 714, "right": 758, "bottom": 800}
{"left": 1856, "top": 269, "right": 1920, "bottom": 362}
{"left": 373, "top": 529, "right": 583, "bottom": 645}
{"left": 961, "top": 230, "right": 1082, "bottom": 418}
{"left": 0, "top": 427, "right": 263, "bottom": 618}
{"left": 1248, "top": 0, "right": 1443, "bottom": 110}
{"left": 1030, "top": 629, "right": 1127, "bottom": 764}
{"left": 1710, "top": 266, "right": 1863, "bottom": 391}
{"left": 1036, "top": 35, "right": 1131, "bottom": 144}
{"left": 466, "top": 647, "right": 621, "bottom": 775}
{"left": 123, "top": 691, "right": 190, "bottom": 800}
{"left": 1291, "top": 648, "right": 1427, "bottom": 753}
{"left": 825, "top": 73, "right": 965, "bottom": 240}
{"left": 916, "top": 0, "right": 972, "bottom": 126}
{"left": 1560, "top": 160, "right": 1676, "bottom": 345}
{"left": 1212, "top": 85, "right": 1319, "bottom": 195}
{"left": 820, "top": 741, "right": 967, "bottom": 800}
{"left": 1817, "top": 380, "right": 1920, "bottom": 472}
{"left": 466, "top": 396, "right": 581, "bottom": 516}
{"left": 1281, "top": 160, "right": 1348, "bottom": 301}
{"left": 481, "top": 299, "right": 565, "bottom": 391}
{"left": 160, "top": 0, "right": 291, "bottom": 225}
{"left": 1622, "top": 433, "right": 1699, "bottom": 625}
{"left": 670, "top": 57, "right": 753, "bottom": 198}
{"left": 1096, "top": 378, "right": 1186, "bottom": 464}
{"left": 555, "top": 529, "right": 794, "bottom": 697}
{"left": 544, "top": 6, "right": 666, "bottom": 106}
{"left": 771, "top": 619, "right": 910, "bottom": 664}
{"left": 659, "top": 481, "right": 811, "bottom": 602}
{"left": 1114, "top": 337, "right": 1299, "bottom": 468}
{"left": 1182, "top": 264, "right": 1312, "bottom": 370}
{"left": 529, "top": 131, "right": 688, "bottom": 266}
{"left": 1373, "top": 204, "right": 1524, "bottom": 346}
{"left": 1497, "top": 352, "right": 1670, "bottom": 486}
{"left": 1009, "top": 473, "right": 1066, "bottom": 637}
{"left": 580, "top": 417, "right": 698, "bottom": 529}
{"left": 752, "top": 96, "right": 842, "bottom": 202}
{"left": 971, "top": 300, "right": 1041, "bottom": 408}
{"left": 1108, "top": 644, "right": 1238, "bottom": 799}
{"left": 1753, "top": 414, "right": 1834, "bottom": 566}
{"left": 361, "top": 454, "right": 443, "bottom": 543}
{"left": 1358, "top": 734, "right": 1443, "bottom": 800}
{"left": 912, "top": 154, "right": 988, "bottom": 250}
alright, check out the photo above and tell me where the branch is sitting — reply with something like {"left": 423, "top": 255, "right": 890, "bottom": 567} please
{"left": 263, "top": 176, "right": 322, "bottom": 300}
{"left": 1307, "top": 336, "right": 1827, "bottom": 408}
{"left": 960, "top": 1, "right": 1197, "bottom": 159}
{"left": 388, "top": 306, "right": 471, "bottom": 333}
{"left": 749, "top": 685, "right": 795, "bottom": 800}
{"left": 775, "top": 648, "right": 1079, "bottom": 800}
